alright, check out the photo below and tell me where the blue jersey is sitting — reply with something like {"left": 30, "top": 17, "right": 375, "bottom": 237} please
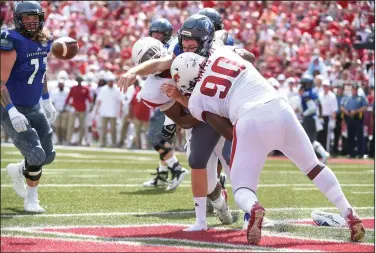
{"left": 1, "top": 28, "right": 53, "bottom": 107}
{"left": 301, "top": 88, "right": 319, "bottom": 117}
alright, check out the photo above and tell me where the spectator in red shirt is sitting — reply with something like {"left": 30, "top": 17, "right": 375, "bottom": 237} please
{"left": 131, "top": 81, "right": 150, "bottom": 149}
{"left": 64, "top": 76, "right": 93, "bottom": 145}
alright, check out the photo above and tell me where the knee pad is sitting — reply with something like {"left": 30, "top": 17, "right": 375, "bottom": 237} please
{"left": 44, "top": 150, "right": 56, "bottom": 165}
{"left": 24, "top": 161, "right": 42, "bottom": 181}
{"left": 154, "top": 140, "right": 172, "bottom": 160}
{"left": 26, "top": 146, "right": 46, "bottom": 166}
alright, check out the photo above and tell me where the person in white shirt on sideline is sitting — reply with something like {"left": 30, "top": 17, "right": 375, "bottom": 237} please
{"left": 95, "top": 73, "right": 123, "bottom": 148}
{"left": 51, "top": 80, "right": 69, "bottom": 145}
{"left": 318, "top": 79, "right": 339, "bottom": 152}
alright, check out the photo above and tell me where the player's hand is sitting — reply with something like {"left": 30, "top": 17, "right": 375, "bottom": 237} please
{"left": 160, "top": 83, "right": 181, "bottom": 101}
{"left": 118, "top": 70, "right": 137, "bottom": 93}
{"left": 8, "top": 107, "right": 29, "bottom": 133}
{"left": 42, "top": 99, "right": 57, "bottom": 124}
{"left": 162, "top": 124, "right": 176, "bottom": 140}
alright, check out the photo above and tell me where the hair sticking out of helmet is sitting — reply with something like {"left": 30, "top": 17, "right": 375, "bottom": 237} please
{"left": 178, "top": 14, "right": 215, "bottom": 57}
{"left": 13, "top": 1, "right": 45, "bottom": 37}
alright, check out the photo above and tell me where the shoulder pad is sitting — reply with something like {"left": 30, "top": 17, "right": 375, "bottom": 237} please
{"left": 0, "top": 37, "right": 14, "bottom": 51}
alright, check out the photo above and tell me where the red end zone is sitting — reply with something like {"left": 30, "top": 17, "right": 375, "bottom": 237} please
{"left": 32, "top": 225, "right": 374, "bottom": 252}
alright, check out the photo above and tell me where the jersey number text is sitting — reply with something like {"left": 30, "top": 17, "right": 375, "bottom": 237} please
{"left": 200, "top": 56, "right": 245, "bottom": 99}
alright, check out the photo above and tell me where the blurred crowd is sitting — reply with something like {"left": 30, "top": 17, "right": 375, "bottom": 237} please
{"left": 1, "top": 1, "right": 374, "bottom": 157}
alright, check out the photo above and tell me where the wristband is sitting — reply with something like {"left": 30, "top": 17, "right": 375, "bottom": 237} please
{"left": 42, "top": 92, "right": 50, "bottom": 100}
{"left": 5, "top": 103, "right": 14, "bottom": 111}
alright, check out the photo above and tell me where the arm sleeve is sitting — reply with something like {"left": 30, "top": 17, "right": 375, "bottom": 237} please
{"left": 303, "top": 99, "right": 317, "bottom": 116}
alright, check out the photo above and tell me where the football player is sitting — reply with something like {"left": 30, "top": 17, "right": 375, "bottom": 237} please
{"left": 169, "top": 50, "right": 365, "bottom": 244}
{"left": 300, "top": 75, "right": 330, "bottom": 164}
{"left": 1, "top": 1, "right": 57, "bottom": 212}
{"left": 118, "top": 14, "right": 255, "bottom": 231}
{"left": 135, "top": 18, "right": 189, "bottom": 191}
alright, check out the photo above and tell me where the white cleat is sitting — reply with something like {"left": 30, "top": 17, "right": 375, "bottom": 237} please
{"left": 24, "top": 199, "right": 45, "bottom": 213}
{"left": 166, "top": 168, "right": 189, "bottom": 191}
{"left": 183, "top": 222, "right": 208, "bottom": 232}
{"left": 142, "top": 168, "right": 168, "bottom": 187}
{"left": 215, "top": 205, "right": 233, "bottom": 225}
{"left": 6, "top": 161, "right": 26, "bottom": 199}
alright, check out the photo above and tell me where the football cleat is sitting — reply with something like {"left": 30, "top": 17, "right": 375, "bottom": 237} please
{"left": 24, "top": 199, "right": 45, "bottom": 213}
{"left": 243, "top": 213, "right": 274, "bottom": 229}
{"left": 246, "top": 202, "right": 265, "bottom": 245}
{"left": 166, "top": 166, "right": 189, "bottom": 191}
{"left": 142, "top": 168, "right": 168, "bottom": 187}
{"left": 214, "top": 189, "right": 232, "bottom": 224}
{"left": 6, "top": 160, "right": 27, "bottom": 199}
{"left": 345, "top": 208, "right": 365, "bottom": 242}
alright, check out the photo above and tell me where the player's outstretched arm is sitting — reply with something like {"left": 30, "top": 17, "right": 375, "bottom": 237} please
{"left": 1, "top": 49, "right": 29, "bottom": 132}
{"left": 203, "top": 112, "right": 234, "bottom": 141}
{"left": 164, "top": 103, "right": 201, "bottom": 129}
{"left": 118, "top": 54, "right": 175, "bottom": 93}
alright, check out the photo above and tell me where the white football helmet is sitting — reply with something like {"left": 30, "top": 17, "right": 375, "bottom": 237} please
{"left": 131, "top": 37, "right": 168, "bottom": 65}
{"left": 170, "top": 52, "right": 206, "bottom": 94}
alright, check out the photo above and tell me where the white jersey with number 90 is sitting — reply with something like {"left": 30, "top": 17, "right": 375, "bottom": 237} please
{"left": 188, "top": 46, "right": 280, "bottom": 124}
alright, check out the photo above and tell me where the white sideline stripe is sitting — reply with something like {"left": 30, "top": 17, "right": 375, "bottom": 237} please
{"left": 1, "top": 168, "right": 372, "bottom": 175}
{"left": 1, "top": 183, "right": 373, "bottom": 188}
{"left": 352, "top": 191, "right": 374, "bottom": 194}
{"left": 1, "top": 207, "right": 373, "bottom": 218}
{"left": 292, "top": 188, "right": 318, "bottom": 191}
{"left": 1, "top": 183, "right": 374, "bottom": 188}
{"left": 4, "top": 151, "right": 156, "bottom": 161}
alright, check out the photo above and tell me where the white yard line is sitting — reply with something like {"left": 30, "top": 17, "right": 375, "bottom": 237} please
{"left": 1, "top": 207, "right": 373, "bottom": 218}
{"left": 1, "top": 183, "right": 373, "bottom": 188}
{"left": 352, "top": 191, "right": 375, "bottom": 194}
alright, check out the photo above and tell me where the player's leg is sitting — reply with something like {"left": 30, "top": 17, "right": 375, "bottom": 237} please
{"left": 2, "top": 105, "right": 50, "bottom": 212}
{"left": 184, "top": 122, "right": 221, "bottom": 231}
{"left": 208, "top": 137, "right": 232, "bottom": 225}
{"left": 145, "top": 109, "right": 187, "bottom": 190}
{"left": 280, "top": 102, "right": 365, "bottom": 242}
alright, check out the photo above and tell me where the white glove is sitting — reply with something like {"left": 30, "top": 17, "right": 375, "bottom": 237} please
{"left": 42, "top": 99, "right": 57, "bottom": 123}
{"left": 8, "top": 107, "right": 29, "bottom": 133}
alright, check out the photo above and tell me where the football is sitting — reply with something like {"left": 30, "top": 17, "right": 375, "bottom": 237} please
{"left": 51, "top": 36, "right": 79, "bottom": 60}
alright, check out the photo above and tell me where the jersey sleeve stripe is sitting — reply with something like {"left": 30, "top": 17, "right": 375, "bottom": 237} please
{"left": 141, "top": 98, "right": 167, "bottom": 108}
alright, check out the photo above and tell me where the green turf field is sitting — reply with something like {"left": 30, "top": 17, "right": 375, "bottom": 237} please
{"left": 1, "top": 144, "right": 374, "bottom": 251}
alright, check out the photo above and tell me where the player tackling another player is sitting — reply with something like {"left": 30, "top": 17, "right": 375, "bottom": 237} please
{"left": 165, "top": 48, "right": 365, "bottom": 244}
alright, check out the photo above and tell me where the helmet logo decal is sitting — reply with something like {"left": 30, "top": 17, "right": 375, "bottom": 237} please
{"left": 173, "top": 72, "right": 180, "bottom": 84}
{"left": 202, "top": 20, "right": 213, "bottom": 34}
{"left": 181, "top": 30, "right": 192, "bottom": 36}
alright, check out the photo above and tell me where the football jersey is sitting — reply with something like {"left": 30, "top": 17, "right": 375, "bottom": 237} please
{"left": 301, "top": 88, "right": 319, "bottom": 117}
{"left": 188, "top": 46, "right": 280, "bottom": 124}
{"left": 140, "top": 75, "right": 175, "bottom": 111}
{"left": 1, "top": 28, "right": 53, "bottom": 107}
